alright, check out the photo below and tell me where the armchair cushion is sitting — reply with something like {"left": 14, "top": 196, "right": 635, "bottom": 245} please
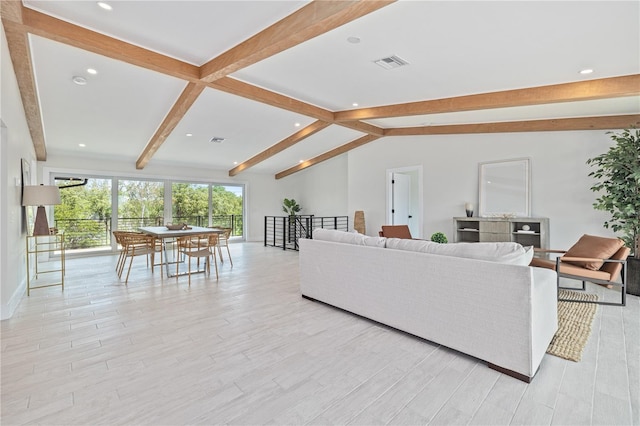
{"left": 563, "top": 234, "right": 625, "bottom": 270}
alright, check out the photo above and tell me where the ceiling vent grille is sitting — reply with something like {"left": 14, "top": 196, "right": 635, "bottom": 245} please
{"left": 374, "top": 55, "right": 410, "bottom": 70}
{"left": 209, "top": 136, "right": 225, "bottom": 143}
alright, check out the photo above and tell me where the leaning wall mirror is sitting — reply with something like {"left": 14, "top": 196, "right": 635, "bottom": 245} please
{"left": 479, "top": 158, "right": 531, "bottom": 217}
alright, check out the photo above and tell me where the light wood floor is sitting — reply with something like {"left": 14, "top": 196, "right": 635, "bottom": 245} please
{"left": 2, "top": 243, "right": 638, "bottom": 425}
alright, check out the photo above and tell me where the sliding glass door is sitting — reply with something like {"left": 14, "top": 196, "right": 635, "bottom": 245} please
{"left": 53, "top": 174, "right": 244, "bottom": 253}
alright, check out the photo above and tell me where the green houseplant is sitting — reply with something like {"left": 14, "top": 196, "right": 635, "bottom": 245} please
{"left": 282, "top": 198, "right": 301, "bottom": 216}
{"left": 430, "top": 232, "right": 448, "bottom": 244}
{"left": 586, "top": 128, "right": 640, "bottom": 295}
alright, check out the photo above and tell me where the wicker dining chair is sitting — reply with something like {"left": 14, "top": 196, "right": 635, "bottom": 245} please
{"left": 176, "top": 233, "right": 219, "bottom": 284}
{"left": 217, "top": 228, "right": 233, "bottom": 267}
{"left": 118, "top": 232, "right": 157, "bottom": 284}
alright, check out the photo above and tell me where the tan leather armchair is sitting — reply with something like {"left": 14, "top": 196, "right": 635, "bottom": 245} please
{"left": 531, "top": 234, "right": 629, "bottom": 306}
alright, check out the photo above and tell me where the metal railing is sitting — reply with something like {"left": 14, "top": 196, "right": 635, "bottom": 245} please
{"left": 54, "top": 214, "right": 243, "bottom": 250}
{"left": 264, "top": 215, "right": 349, "bottom": 250}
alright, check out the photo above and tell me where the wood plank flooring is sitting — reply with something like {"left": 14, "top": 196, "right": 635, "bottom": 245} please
{"left": 2, "top": 242, "right": 638, "bottom": 425}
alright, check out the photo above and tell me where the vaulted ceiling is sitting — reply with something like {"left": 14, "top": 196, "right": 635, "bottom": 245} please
{"left": 2, "top": 0, "right": 639, "bottom": 179}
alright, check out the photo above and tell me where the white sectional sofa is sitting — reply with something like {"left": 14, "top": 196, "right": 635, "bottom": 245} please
{"left": 299, "top": 229, "right": 558, "bottom": 382}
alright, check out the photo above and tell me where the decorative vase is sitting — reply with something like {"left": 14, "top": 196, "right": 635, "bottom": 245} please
{"left": 464, "top": 202, "right": 473, "bottom": 217}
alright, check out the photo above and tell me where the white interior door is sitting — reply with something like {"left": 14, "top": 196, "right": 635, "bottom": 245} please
{"left": 387, "top": 167, "right": 422, "bottom": 238}
{"left": 391, "top": 173, "right": 411, "bottom": 226}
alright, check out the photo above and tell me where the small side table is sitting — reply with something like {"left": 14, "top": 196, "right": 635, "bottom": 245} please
{"left": 26, "top": 233, "right": 65, "bottom": 295}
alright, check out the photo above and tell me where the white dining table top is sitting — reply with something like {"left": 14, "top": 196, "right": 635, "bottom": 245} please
{"left": 138, "top": 226, "right": 223, "bottom": 238}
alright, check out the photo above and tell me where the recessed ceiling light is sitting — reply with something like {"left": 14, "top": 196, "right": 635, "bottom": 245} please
{"left": 294, "top": 122, "right": 301, "bottom": 127}
{"left": 352, "top": 103, "right": 359, "bottom": 107}
{"left": 97, "top": 2, "right": 112, "bottom": 11}
{"left": 87, "top": 68, "right": 97, "bottom": 75}
{"left": 233, "top": 161, "right": 238, "bottom": 165}
{"left": 185, "top": 133, "right": 192, "bottom": 137}
{"left": 347, "top": 36, "right": 361, "bottom": 44}
{"left": 299, "top": 160, "right": 304, "bottom": 164}
{"left": 78, "top": 143, "right": 86, "bottom": 147}
{"left": 72, "top": 76, "right": 87, "bottom": 85}
{"left": 579, "top": 68, "right": 594, "bottom": 75}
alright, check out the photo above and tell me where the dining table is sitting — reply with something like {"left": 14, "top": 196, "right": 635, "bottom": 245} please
{"left": 138, "top": 226, "right": 224, "bottom": 278}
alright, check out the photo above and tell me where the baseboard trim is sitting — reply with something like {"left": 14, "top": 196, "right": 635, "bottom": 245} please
{"left": 1, "top": 279, "right": 26, "bottom": 320}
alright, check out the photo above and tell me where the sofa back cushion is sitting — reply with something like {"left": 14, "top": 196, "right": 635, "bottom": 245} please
{"left": 562, "top": 234, "right": 625, "bottom": 270}
{"left": 312, "top": 228, "right": 386, "bottom": 248}
{"left": 386, "top": 238, "right": 534, "bottom": 266}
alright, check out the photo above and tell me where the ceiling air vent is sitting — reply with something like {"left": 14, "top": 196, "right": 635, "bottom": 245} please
{"left": 374, "top": 55, "right": 410, "bottom": 70}
{"left": 209, "top": 136, "right": 225, "bottom": 143}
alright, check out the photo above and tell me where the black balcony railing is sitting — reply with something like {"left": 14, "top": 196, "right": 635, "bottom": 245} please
{"left": 54, "top": 215, "right": 243, "bottom": 250}
{"left": 264, "top": 215, "right": 348, "bottom": 251}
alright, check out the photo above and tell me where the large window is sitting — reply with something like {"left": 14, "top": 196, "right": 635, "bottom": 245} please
{"left": 118, "top": 180, "right": 164, "bottom": 230}
{"left": 52, "top": 174, "right": 244, "bottom": 253}
{"left": 172, "top": 183, "right": 209, "bottom": 226}
{"left": 54, "top": 178, "right": 112, "bottom": 251}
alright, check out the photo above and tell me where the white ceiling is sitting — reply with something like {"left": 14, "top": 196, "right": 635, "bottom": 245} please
{"left": 18, "top": 0, "right": 640, "bottom": 176}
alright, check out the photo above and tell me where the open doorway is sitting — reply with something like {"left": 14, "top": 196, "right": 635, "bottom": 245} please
{"left": 386, "top": 166, "right": 423, "bottom": 238}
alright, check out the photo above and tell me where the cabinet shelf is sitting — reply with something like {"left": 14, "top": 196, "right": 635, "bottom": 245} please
{"left": 453, "top": 217, "right": 548, "bottom": 248}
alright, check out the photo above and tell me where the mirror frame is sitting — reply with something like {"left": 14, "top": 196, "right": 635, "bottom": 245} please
{"left": 479, "top": 158, "right": 531, "bottom": 217}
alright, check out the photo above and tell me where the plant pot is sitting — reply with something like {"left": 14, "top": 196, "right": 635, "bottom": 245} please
{"left": 626, "top": 257, "right": 640, "bottom": 296}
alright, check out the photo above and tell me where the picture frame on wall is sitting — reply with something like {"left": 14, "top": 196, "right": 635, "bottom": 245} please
{"left": 21, "top": 158, "right": 31, "bottom": 201}
{"left": 21, "top": 158, "right": 34, "bottom": 234}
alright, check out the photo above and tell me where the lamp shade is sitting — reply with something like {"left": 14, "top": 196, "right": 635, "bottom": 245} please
{"left": 22, "top": 185, "right": 61, "bottom": 206}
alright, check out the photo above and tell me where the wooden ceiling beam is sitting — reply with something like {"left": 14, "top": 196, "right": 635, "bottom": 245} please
{"left": 136, "top": 83, "right": 206, "bottom": 169}
{"left": 20, "top": 7, "right": 200, "bottom": 81}
{"left": 275, "top": 134, "right": 380, "bottom": 179}
{"left": 275, "top": 114, "right": 640, "bottom": 178}
{"left": 209, "top": 77, "right": 334, "bottom": 122}
{"left": 200, "top": 0, "right": 395, "bottom": 82}
{"left": 334, "top": 75, "right": 640, "bottom": 121}
{"left": 385, "top": 114, "right": 640, "bottom": 136}
{"left": 337, "top": 120, "right": 385, "bottom": 137}
{"left": 1, "top": 18, "right": 47, "bottom": 160}
{"left": 229, "top": 120, "right": 332, "bottom": 176}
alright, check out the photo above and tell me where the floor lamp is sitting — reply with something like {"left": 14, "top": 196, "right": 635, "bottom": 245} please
{"left": 22, "top": 185, "right": 61, "bottom": 236}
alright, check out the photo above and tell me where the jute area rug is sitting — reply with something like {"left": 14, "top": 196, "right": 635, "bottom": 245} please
{"left": 546, "top": 289, "right": 598, "bottom": 362}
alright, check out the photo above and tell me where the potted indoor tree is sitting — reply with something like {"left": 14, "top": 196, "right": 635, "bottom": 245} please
{"left": 586, "top": 128, "right": 640, "bottom": 295}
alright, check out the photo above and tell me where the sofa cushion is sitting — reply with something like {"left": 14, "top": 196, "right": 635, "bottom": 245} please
{"left": 562, "top": 234, "right": 625, "bottom": 270}
{"left": 386, "top": 238, "right": 533, "bottom": 266}
{"left": 385, "top": 238, "right": 436, "bottom": 252}
{"left": 312, "top": 228, "right": 386, "bottom": 248}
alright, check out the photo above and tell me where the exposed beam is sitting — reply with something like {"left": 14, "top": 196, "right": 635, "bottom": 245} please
{"left": 275, "top": 134, "right": 380, "bottom": 179}
{"left": 209, "top": 77, "right": 334, "bottom": 122}
{"left": 334, "top": 75, "right": 640, "bottom": 121}
{"left": 2, "top": 20, "right": 47, "bottom": 160}
{"left": 21, "top": 7, "right": 200, "bottom": 81}
{"left": 384, "top": 115, "right": 640, "bottom": 136}
{"left": 200, "top": 0, "right": 395, "bottom": 82}
{"left": 0, "top": 1, "right": 23, "bottom": 23}
{"left": 337, "top": 120, "right": 385, "bottom": 137}
{"left": 136, "top": 83, "right": 206, "bottom": 169}
{"left": 229, "top": 120, "right": 331, "bottom": 176}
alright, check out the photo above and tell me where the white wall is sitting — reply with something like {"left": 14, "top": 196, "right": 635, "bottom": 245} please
{"left": 1, "top": 24, "right": 38, "bottom": 319}
{"left": 280, "top": 154, "right": 348, "bottom": 217}
{"left": 346, "top": 131, "right": 617, "bottom": 249}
